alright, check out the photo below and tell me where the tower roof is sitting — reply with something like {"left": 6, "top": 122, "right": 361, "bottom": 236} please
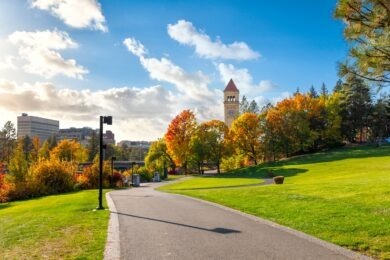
{"left": 223, "top": 79, "right": 239, "bottom": 92}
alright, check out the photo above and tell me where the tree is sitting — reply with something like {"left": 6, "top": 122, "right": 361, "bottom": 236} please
{"left": 8, "top": 139, "right": 28, "bottom": 182}
{"left": 165, "top": 110, "right": 197, "bottom": 173}
{"left": 50, "top": 139, "right": 87, "bottom": 162}
{"left": 239, "top": 95, "right": 250, "bottom": 114}
{"left": 371, "top": 95, "right": 390, "bottom": 143}
{"left": 145, "top": 138, "right": 175, "bottom": 172}
{"left": 320, "top": 83, "right": 328, "bottom": 97}
{"left": 309, "top": 85, "right": 319, "bottom": 98}
{"left": 30, "top": 136, "right": 41, "bottom": 163}
{"left": 335, "top": 0, "right": 390, "bottom": 86}
{"left": 87, "top": 130, "right": 99, "bottom": 162}
{"left": 248, "top": 100, "right": 260, "bottom": 114}
{"left": 202, "top": 120, "right": 229, "bottom": 173}
{"left": 190, "top": 120, "right": 229, "bottom": 174}
{"left": 39, "top": 140, "right": 50, "bottom": 160}
{"left": 0, "top": 121, "right": 16, "bottom": 163}
{"left": 230, "top": 113, "right": 263, "bottom": 165}
{"left": 339, "top": 74, "right": 372, "bottom": 142}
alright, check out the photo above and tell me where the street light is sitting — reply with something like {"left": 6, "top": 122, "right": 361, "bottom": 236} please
{"left": 111, "top": 156, "right": 116, "bottom": 187}
{"left": 97, "top": 115, "right": 112, "bottom": 210}
{"left": 131, "top": 162, "right": 136, "bottom": 186}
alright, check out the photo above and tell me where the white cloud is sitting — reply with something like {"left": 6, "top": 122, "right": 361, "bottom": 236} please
{"left": 168, "top": 20, "right": 259, "bottom": 60}
{"left": 31, "top": 0, "right": 107, "bottom": 32}
{"left": 0, "top": 56, "right": 17, "bottom": 70}
{"left": 8, "top": 30, "right": 88, "bottom": 79}
{"left": 218, "top": 63, "right": 277, "bottom": 97}
{"left": 123, "top": 37, "right": 147, "bottom": 57}
{"left": 123, "top": 37, "right": 214, "bottom": 102}
{"left": 123, "top": 36, "right": 224, "bottom": 124}
{"left": 0, "top": 79, "right": 175, "bottom": 141}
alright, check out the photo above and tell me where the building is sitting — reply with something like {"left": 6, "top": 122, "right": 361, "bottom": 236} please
{"left": 103, "top": 130, "right": 116, "bottom": 145}
{"left": 223, "top": 79, "right": 240, "bottom": 127}
{"left": 17, "top": 113, "right": 59, "bottom": 142}
{"left": 118, "top": 140, "right": 151, "bottom": 148}
{"left": 57, "top": 127, "right": 97, "bottom": 146}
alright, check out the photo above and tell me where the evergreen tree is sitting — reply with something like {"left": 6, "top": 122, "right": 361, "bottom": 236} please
{"left": 87, "top": 130, "right": 99, "bottom": 161}
{"left": 0, "top": 121, "right": 16, "bottom": 163}
{"left": 239, "top": 95, "right": 250, "bottom": 114}
{"left": 320, "top": 83, "right": 328, "bottom": 97}
{"left": 339, "top": 74, "right": 372, "bottom": 142}
{"left": 309, "top": 85, "right": 319, "bottom": 98}
{"left": 335, "top": 0, "right": 390, "bottom": 86}
{"left": 248, "top": 100, "right": 260, "bottom": 114}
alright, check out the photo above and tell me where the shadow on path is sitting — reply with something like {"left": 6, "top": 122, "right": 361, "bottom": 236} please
{"left": 113, "top": 211, "right": 241, "bottom": 235}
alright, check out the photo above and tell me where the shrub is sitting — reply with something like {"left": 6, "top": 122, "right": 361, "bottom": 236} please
{"left": 137, "top": 167, "right": 153, "bottom": 182}
{"left": 30, "top": 159, "right": 75, "bottom": 195}
{"left": 273, "top": 176, "right": 285, "bottom": 184}
{"left": 108, "top": 171, "right": 124, "bottom": 188}
{"left": 0, "top": 174, "right": 15, "bottom": 203}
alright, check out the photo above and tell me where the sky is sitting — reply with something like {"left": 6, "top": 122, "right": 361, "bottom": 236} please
{"left": 0, "top": 0, "right": 348, "bottom": 142}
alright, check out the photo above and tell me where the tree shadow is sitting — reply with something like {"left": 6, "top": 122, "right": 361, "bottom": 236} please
{"left": 113, "top": 211, "right": 241, "bottom": 235}
{"left": 0, "top": 202, "right": 11, "bottom": 210}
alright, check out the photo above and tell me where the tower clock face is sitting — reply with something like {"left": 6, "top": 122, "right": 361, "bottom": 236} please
{"left": 228, "top": 110, "right": 235, "bottom": 116}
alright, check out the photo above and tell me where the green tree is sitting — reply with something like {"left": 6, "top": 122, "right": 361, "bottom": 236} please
{"left": 239, "top": 95, "right": 250, "bottom": 114}
{"left": 39, "top": 140, "right": 50, "bottom": 160}
{"left": 309, "top": 85, "right": 319, "bottom": 98}
{"left": 8, "top": 139, "right": 28, "bottom": 182}
{"left": 339, "top": 74, "right": 372, "bottom": 142}
{"left": 145, "top": 138, "right": 176, "bottom": 173}
{"left": 0, "top": 121, "right": 16, "bottom": 163}
{"left": 87, "top": 130, "right": 99, "bottom": 161}
{"left": 335, "top": 0, "right": 390, "bottom": 86}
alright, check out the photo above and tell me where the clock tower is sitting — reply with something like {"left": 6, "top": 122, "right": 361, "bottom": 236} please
{"left": 223, "top": 79, "right": 239, "bottom": 127}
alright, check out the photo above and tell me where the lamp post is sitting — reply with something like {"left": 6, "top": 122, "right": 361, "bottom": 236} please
{"left": 98, "top": 115, "right": 112, "bottom": 210}
{"left": 111, "top": 156, "right": 116, "bottom": 187}
{"left": 131, "top": 162, "right": 136, "bottom": 186}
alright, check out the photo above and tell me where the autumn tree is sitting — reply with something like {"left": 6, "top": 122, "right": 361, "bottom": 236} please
{"left": 335, "top": 0, "right": 390, "bottom": 86}
{"left": 165, "top": 110, "right": 197, "bottom": 173}
{"left": 30, "top": 136, "right": 41, "bottom": 163}
{"left": 230, "top": 113, "right": 263, "bottom": 165}
{"left": 50, "top": 139, "right": 87, "bottom": 162}
{"left": 39, "top": 140, "right": 50, "bottom": 160}
{"left": 202, "top": 120, "right": 229, "bottom": 173}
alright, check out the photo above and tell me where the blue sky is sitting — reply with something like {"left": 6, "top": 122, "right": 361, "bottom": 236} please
{"left": 0, "top": 0, "right": 347, "bottom": 141}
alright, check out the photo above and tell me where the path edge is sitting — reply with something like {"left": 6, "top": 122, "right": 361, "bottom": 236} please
{"left": 104, "top": 191, "right": 120, "bottom": 260}
{"left": 165, "top": 191, "right": 372, "bottom": 260}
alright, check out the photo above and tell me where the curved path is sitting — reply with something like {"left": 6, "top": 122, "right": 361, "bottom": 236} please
{"left": 105, "top": 182, "right": 369, "bottom": 260}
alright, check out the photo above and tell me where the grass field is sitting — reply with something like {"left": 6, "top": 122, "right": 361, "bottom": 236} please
{"left": 159, "top": 145, "right": 390, "bottom": 259}
{"left": 0, "top": 190, "right": 110, "bottom": 259}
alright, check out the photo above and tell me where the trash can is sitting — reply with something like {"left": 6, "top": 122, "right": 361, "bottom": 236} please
{"left": 154, "top": 172, "right": 160, "bottom": 182}
{"left": 133, "top": 174, "right": 140, "bottom": 187}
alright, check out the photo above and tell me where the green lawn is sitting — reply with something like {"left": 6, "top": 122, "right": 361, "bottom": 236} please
{"left": 0, "top": 190, "right": 110, "bottom": 259}
{"left": 159, "top": 145, "right": 390, "bottom": 259}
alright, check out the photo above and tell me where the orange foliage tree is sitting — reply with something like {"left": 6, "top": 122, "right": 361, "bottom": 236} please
{"left": 165, "top": 110, "right": 197, "bottom": 174}
{"left": 230, "top": 113, "right": 263, "bottom": 165}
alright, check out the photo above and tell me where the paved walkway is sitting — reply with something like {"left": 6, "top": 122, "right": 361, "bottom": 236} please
{"left": 105, "top": 182, "right": 369, "bottom": 260}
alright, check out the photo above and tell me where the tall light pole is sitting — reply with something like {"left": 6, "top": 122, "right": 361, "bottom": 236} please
{"left": 98, "top": 115, "right": 112, "bottom": 210}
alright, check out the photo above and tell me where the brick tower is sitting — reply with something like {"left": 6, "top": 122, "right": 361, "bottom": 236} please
{"left": 223, "top": 79, "right": 239, "bottom": 127}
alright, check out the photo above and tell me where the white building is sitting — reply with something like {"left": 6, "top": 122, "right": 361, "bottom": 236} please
{"left": 17, "top": 113, "right": 59, "bottom": 142}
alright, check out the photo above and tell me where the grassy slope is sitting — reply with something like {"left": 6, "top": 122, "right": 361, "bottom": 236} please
{"left": 159, "top": 146, "right": 390, "bottom": 259}
{"left": 0, "top": 190, "right": 110, "bottom": 259}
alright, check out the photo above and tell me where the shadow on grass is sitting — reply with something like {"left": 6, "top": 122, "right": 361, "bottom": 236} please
{"left": 0, "top": 203, "right": 11, "bottom": 210}
{"left": 168, "top": 182, "right": 266, "bottom": 191}
{"left": 113, "top": 211, "right": 241, "bottom": 234}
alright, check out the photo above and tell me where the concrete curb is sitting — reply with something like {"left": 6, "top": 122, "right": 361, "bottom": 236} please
{"left": 162, "top": 190, "right": 372, "bottom": 260}
{"left": 104, "top": 192, "right": 120, "bottom": 260}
